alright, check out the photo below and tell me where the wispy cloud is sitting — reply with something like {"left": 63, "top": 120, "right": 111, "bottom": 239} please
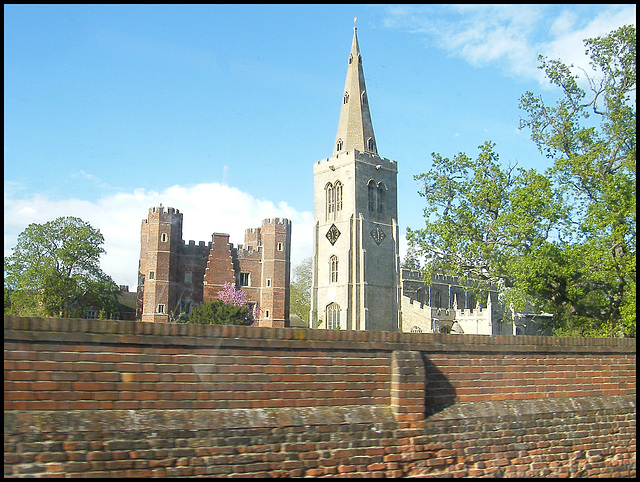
{"left": 70, "top": 170, "right": 116, "bottom": 191}
{"left": 381, "top": 4, "right": 636, "bottom": 86}
{"left": 4, "top": 183, "right": 314, "bottom": 289}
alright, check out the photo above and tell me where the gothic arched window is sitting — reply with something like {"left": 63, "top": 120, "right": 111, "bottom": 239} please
{"left": 326, "top": 303, "right": 340, "bottom": 330}
{"left": 334, "top": 181, "right": 343, "bottom": 213}
{"left": 343, "top": 92, "right": 349, "bottom": 104}
{"left": 325, "top": 182, "right": 335, "bottom": 219}
{"left": 377, "top": 182, "right": 385, "bottom": 214}
{"left": 368, "top": 180, "right": 386, "bottom": 215}
{"left": 366, "top": 137, "right": 375, "bottom": 152}
{"left": 416, "top": 288, "right": 427, "bottom": 306}
{"left": 434, "top": 291, "right": 442, "bottom": 309}
{"left": 336, "top": 138, "right": 343, "bottom": 152}
{"left": 368, "top": 180, "right": 377, "bottom": 213}
{"left": 330, "top": 255, "right": 338, "bottom": 283}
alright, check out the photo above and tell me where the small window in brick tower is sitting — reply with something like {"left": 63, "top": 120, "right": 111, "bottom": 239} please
{"left": 184, "top": 271, "right": 192, "bottom": 284}
{"left": 277, "top": 242, "right": 283, "bottom": 251}
{"left": 266, "top": 278, "right": 272, "bottom": 287}
{"left": 157, "top": 304, "right": 165, "bottom": 314}
{"left": 239, "top": 273, "right": 250, "bottom": 287}
{"left": 161, "top": 233, "right": 168, "bottom": 242}
{"left": 149, "top": 270, "right": 155, "bottom": 280}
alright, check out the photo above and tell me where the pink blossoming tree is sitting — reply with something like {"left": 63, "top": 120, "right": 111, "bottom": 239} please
{"left": 218, "top": 282, "right": 259, "bottom": 326}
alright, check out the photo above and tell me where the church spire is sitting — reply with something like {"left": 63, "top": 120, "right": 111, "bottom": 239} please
{"left": 333, "top": 20, "right": 378, "bottom": 157}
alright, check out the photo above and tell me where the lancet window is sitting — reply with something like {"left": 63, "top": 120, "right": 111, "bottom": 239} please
{"left": 330, "top": 255, "right": 339, "bottom": 283}
{"left": 367, "top": 180, "right": 386, "bottom": 215}
{"left": 325, "top": 181, "right": 343, "bottom": 220}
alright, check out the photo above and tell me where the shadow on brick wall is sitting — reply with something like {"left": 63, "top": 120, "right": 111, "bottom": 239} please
{"left": 422, "top": 352, "right": 456, "bottom": 417}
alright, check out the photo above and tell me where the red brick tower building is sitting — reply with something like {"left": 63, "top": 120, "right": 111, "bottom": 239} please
{"left": 137, "top": 205, "right": 291, "bottom": 327}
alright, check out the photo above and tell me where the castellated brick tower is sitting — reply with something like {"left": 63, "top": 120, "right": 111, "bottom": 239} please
{"left": 137, "top": 205, "right": 186, "bottom": 323}
{"left": 138, "top": 206, "right": 291, "bottom": 327}
{"left": 254, "top": 218, "right": 292, "bottom": 327}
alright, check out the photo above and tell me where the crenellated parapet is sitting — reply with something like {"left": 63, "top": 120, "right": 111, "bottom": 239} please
{"left": 180, "top": 240, "right": 211, "bottom": 256}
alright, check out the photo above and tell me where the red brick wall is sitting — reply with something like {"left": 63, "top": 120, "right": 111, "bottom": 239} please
{"left": 4, "top": 316, "right": 636, "bottom": 478}
{"left": 202, "top": 233, "right": 236, "bottom": 301}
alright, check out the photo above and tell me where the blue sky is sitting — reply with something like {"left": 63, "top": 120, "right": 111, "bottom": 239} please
{"left": 4, "top": 4, "right": 636, "bottom": 289}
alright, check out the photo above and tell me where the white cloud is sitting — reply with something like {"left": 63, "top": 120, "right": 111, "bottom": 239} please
{"left": 4, "top": 183, "right": 314, "bottom": 289}
{"left": 542, "top": 5, "right": 637, "bottom": 83}
{"left": 382, "top": 4, "right": 636, "bottom": 87}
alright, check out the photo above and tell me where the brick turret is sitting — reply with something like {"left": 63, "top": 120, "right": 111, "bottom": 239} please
{"left": 254, "top": 218, "right": 292, "bottom": 327}
{"left": 137, "top": 205, "right": 184, "bottom": 322}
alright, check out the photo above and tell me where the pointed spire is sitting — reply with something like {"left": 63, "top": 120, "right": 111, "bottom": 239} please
{"left": 333, "top": 22, "right": 378, "bottom": 157}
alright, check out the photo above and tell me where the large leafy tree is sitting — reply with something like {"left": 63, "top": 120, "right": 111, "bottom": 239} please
{"left": 407, "top": 25, "right": 635, "bottom": 337}
{"left": 4, "top": 216, "right": 120, "bottom": 318}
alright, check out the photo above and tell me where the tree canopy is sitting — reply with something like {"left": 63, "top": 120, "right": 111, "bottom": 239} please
{"left": 4, "top": 216, "right": 120, "bottom": 318}
{"left": 407, "top": 25, "right": 635, "bottom": 337}
{"left": 289, "top": 257, "right": 312, "bottom": 324}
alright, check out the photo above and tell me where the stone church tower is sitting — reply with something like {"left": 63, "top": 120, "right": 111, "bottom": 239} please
{"left": 310, "top": 24, "right": 401, "bottom": 332}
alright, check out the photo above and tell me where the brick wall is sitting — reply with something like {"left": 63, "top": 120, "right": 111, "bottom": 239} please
{"left": 4, "top": 316, "right": 636, "bottom": 477}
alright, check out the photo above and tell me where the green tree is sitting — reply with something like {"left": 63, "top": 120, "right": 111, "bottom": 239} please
{"left": 520, "top": 24, "right": 635, "bottom": 337}
{"left": 290, "top": 257, "right": 312, "bottom": 324}
{"left": 187, "top": 299, "right": 252, "bottom": 326}
{"left": 408, "top": 25, "right": 635, "bottom": 337}
{"left": 4, "top": 216, "right": 120, "bottom": 318}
